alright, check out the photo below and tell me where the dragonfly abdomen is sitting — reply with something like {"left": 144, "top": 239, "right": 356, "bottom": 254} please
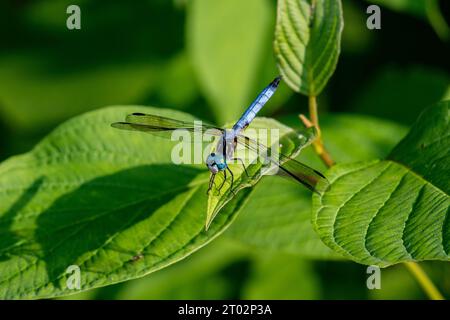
{"left": 232, "top": 76, "right": 281, "bottom": 133}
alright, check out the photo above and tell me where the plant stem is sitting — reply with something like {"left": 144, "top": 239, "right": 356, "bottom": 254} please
{"left": 301, "top": 96, "right": 335, "bottom": 168}
{"left": 404, "top": 262, "right": 445, "bottom": 300}
{"left": 308, "top": 96, "right": 320, "bottom": 133}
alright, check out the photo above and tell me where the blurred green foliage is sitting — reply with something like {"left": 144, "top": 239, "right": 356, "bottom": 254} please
{"left": 366, "top": 0, "right": 450, "bottom": 40}
{"left": 1, "top": 0, "right": 449, "bottom": 299}
{"left": 349, "top": 66, "right": 449, "bottom": 124}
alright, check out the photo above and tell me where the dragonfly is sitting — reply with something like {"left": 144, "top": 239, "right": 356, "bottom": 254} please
{"left": 111, "top": 76, "right": 327, "bottom": 195}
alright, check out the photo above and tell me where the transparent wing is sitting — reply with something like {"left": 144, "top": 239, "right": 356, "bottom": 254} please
{"left": 111, "top": 113, "right": 224, "bottom": 138}
{"left": 236, "top": 135, "right": 328, "bottom": 193}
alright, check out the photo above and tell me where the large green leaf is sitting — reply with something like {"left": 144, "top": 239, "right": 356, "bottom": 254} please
{"left": 274, "top": 0, "right": 343, "bottom": 95}
{"left": 227, "top": 114, "right": 407, "bottom": 258}
{"left": 389, "top": 102, "right": 449, "bottom": 193}
{"left": 0, "top": 106, "right": 306, "bottom": 299}
{"left": 0, "top": 106, "right": 238, "bottom": 299}
{"left": 186, "top": 0, "right": 274, "bottom": 123}
{"left": 312, "top": 102, "right": 450, "bottom": 266}
{"left": 64, "top": 239, "right": 324, "bottom": 300}
{"left": 109, "top": 238, "right": 249, "bottom": 300}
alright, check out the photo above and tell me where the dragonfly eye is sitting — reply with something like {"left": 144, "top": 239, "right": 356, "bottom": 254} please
{"left": 211, "top": 152, "right": 215, "bottom": 156}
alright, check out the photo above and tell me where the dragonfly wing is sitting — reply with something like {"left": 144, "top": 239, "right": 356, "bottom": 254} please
{"left": 236, "top": 135, "right": 328, "bottom": 193}
{"left": 124, "top": 113, "right": 219, "bottom": 129}
{"left": 111, "top": 113, "right": 223, "bottom": 138}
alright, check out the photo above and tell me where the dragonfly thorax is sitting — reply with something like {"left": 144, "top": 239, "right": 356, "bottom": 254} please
{"left": 206, "top": 152, "right": 227, "bottom": 174}
{"left": 216, "top": 130, "right": 237, "bottom": 161}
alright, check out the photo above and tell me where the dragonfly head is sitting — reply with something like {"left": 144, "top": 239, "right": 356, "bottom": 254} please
{"left": 206, "top": 152, "right": 227, "bottom": 174}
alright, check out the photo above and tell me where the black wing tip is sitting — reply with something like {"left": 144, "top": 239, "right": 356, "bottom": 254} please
{"left": 131, "top": 112, "right": 146, "bottom": 116}
{"left": 272, "top": 75, "right": 282, "bottom": 87}
{"left": 279, "top": 165, "right": 329, "bottom": 194}
{"left": 111, "top": 122, "right": 128, "bottom": 128}
{"left": 314, "top": 168, "right": 327, "bottom": 179}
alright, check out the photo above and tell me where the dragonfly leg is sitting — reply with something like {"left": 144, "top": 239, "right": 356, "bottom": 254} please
{"left": 231, "top": 158, "right": 249, "bottom": 177}
{"left": 207, "top": 173, "right": 216, "bottom": 195}
{"left": 217, "top": 170, "right": 227, "bottom": 193}
{"left": 227, "top": 167, "right": 235, "bottom": 194}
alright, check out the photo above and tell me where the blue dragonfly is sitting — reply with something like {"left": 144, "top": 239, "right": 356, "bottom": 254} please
{"left": 112, "top": 76, "right": 327, "bottom": 194}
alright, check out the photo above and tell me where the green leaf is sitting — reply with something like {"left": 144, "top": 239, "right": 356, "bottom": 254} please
{"left": 186, "top": 0, "right": 274, "bottom": 123}
{"left": 58, "top": 237, "right": 251, "bottom": 300}
{"left": 227, "top": 114, "right": 407, "bottom": 259}
{"left": 0, "top": 105, "right": 313, "bottom": 298}
{"left": 274, "top": 0, "right": 344, "bottom": 95}
{"left": 312, "top": 102, "right": 450, "bottom": 266}
{"left": 389, "top": 102, "right": 449, "bottom": 193}
{"left": 0, "top": 106, "right": 253, "bottom": 299}
{"left": 111, "top": 238, "right": 249, "bottom": 300}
